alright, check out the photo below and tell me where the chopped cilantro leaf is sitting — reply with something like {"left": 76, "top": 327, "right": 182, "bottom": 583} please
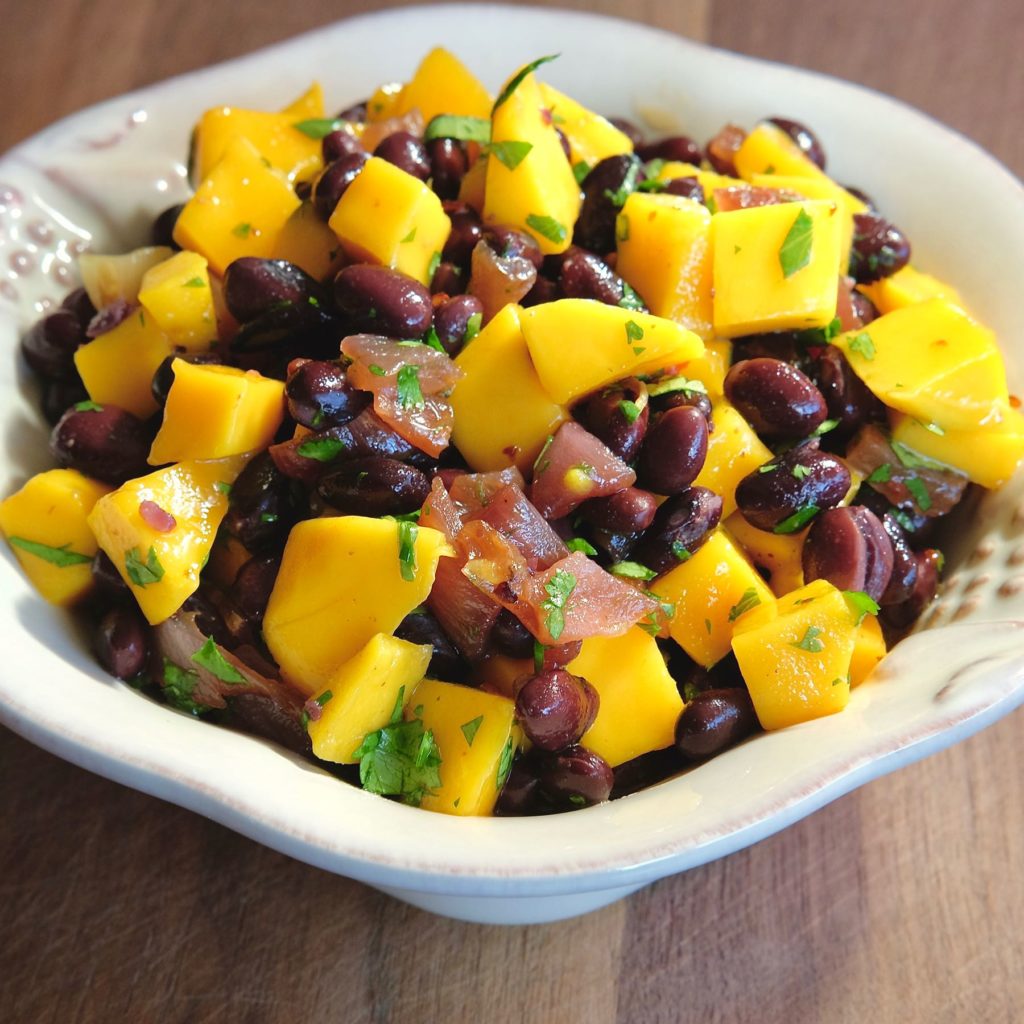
{"left": 8, "top": 536, "right": 92, "bottom": 567}
{"left": 463, "top": 311, "right": 482, "bottom": 345}
{"left": 572, "top": 160, "right": 592, "bottom": 185}
{"left": 791, "top": 463, "right": 811, "bottom": 480}
{"left": 460, "top": 715, "right": 484, "bottom": 746}
{"left": 615, "top": 213, "right": 630, "bottom": 242}
{"left": 161, "top": 660, "right": 208, "bottom": 716}
{"left": 618, "top": 399, "right": 642, "bottom": 424}
{"left": 609, "top": 561, "right": 657, "bottom": 581}
{"left": 397, "top": 520, "right": 418, "bottom": 582}
{"left": 232, "top": 222, "right": 252, "bottom": 238}
{"left": 625, "top": 319, "right": 644, "bottom": 344}
{"left": 728, "top": 587, "right": 762, "bottom": 622}
{"left": 603, "top": 159, "right": 641, "bottom": 207}
{"left": 297, "top": 437, "right": 347, "bottom": 462}
{"left": 779, "top": 207, "right": 814, "bottom": 278}
{"left": 773, "top": 505, "right": 819, "bottom": 534}
{"left": 182, "top": 276, "right": 206, "bottom": 288}
{"left": 811, "top": 417, "right": 840, "bottom": 438}
{"left": 426, "top": 251, "right": 442, "bottom": 282}
{"left": 490, "top": 139, "right": 533, "bottom": 171}
{"left": 424, "top": 114, "right": 490, "bottom": 143}
{"left": 566, "top": 537, "right": 598, "bottom": 556}
{"left": 541, "top": 568, "right": 576, "bottom": 641}
{"left": 423, "top": 325, "right": 445, "bottom": 353}
{"left": 191, "top": 636, "right": 245, "bottom": 684}
{"left": 842, "top": 590, "right": 880, "bottom": 626}
{"left": 866, "top": 464, "right": 892, "bottom": 484}
{"left": 125, "top": 546, "right": 164, "bottom": 587}
{"left": 848, "top": 331, "right": 876, "bottom": 361}
{"left": 905, "top": 475, "right": 933, "bottom": 511}
{"left": 73, "top": 400, "right": 103, "bottom": 412}
{"left": 292, "top": 117, "right": 343, "bottom": 139}
{"left": 790, "top": 625, "right": 825, "bottom": 653}
{"left": 353, "top": 715, "right": 442, "bottom": 807}
{"left": 672, "top": 541, "right": 691, "bottom": 562}
{"left": 496, "top": 735, "right": 515, "bottom": 790}
{"left": 492, "top": 55, "right": 559, "bottom": 113}
{"left": 618, "top": 281, "right": 645, "bottom": 311}
{"left": 400, "top": 227, "right": 417, "bottom": 244}
{"left": 525, "top": 213, "right": 567, "bottom": 244}
{"left": 396, "top": 364, "right": 425, "bottom": 410}
{"left": 646, "top": 375, "right": 707, "bottom": 398}
{"left": 533, "top": 640, "right": 546, "bottom": 673}
{"left": 890, "top": 440, "right": 949, "bottom": 471}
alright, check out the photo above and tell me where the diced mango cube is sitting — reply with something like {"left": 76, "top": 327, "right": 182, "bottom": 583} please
{"left": 280, "top": 82, "right": 325, "bottom": 120}
{"left": 74, "top": 309, "right": 174, "bottom": 419}
{"left": 148, "top": 361, "right": 285, "bottom": 465}
{"left": 731, "top": 579, "right": 858, "bottom": 730}
{"left": 137, "top": 251, "right": 218, "bottom": 352}
{"left": 570, "top": 627, "right": 684, "bottom": 767}
{"left": 484, "top": 71, "right": 580, "bottom": 255}
{"left": 650, "top": 161, "right": 745, "bottom": 201}
{"left": 87, "top": 457, "right": 248, "bottom": 624}
{"left": 412, "top": 679, "right": 520, "bottom": 816}
{"left": 734, "top": 121, "right": 829, "bottom": 182}
{"left": 272, "top": 201, "right": 343, "bottom": 281}
{"left": 263, "top": 517, "right": 452, "bottom": 694}
{"left": 393, "top": 47, "right": 492, "bottom": 123}
{"left": 520, "top": 299, "right": 704, "bottom": 405}
{"left": 538, "top": 82, "right": 633, "bottom": 173}
{"left": 832, "top": 298, "right": 1009, "bottom": 431}
{"left": 712, "top": 200, "right": 843, "bottom": 337}
{"left": 450, "top": 304, "right": 568, "bottom": 472}
{"left": 457, "top": 155, "right": 487, "bottom": 214}
{"left": 78, "top": 246, "right": 174, "bottom": 309}
{"left": 850, "top": 614, "right": 886, "bottom": 687}
{"left": 174, "top": 137, "right": 301, "bottom": 275}
{"left": 653, "top": 529, "right": 775, "bottom": 668}
{"left": 306, "top": 634, "right": 432, "bottom": 752}
{"left": 890, "top": 408, "right": 1024, "bottom": 489}
{"left": 474, "top": 654, "right": 532, "bottom": 699}
{"left": 0, "top": 469, "right": 111, "bottom": 606}
{"left": 692, "top": 400, "right": 773, "bottom": 516}
{"left": 724, "top": 512, "right": 806, "bottom": 597}
{"left": 206, "top": 533, "right": 253, "bottom": 590}
{"left": 677, "top": 339, "right": 732, "bottom": 397}
{"left": 328, "top": 156, "right": 451, "bottom": 285}
{"left": 615, "top": 192, "right": 713, "bottom": 338}
{"left": 366, "top": 82, "right": 405, "bottom": 123}
{"left": 858, "top": 265, "right": 965, "bottom": 315}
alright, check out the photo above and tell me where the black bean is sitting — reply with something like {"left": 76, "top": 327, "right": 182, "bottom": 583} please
{"left": 494, "top": 759, "right": 542, "bottom": 816}
{"left": 515, "top": 669, "right": 599, "bottom": 752}
{"left": 317, "top": 456, "right": 430, "bottom": 516}
{"left": 675, "top": 688, "right": 758, "bottom": 761}
{"left": 766, "top": 117, "right": 826, "bottom": 170}
{"left": 224, "top": 451, "right": 297, "bottom": 552}
{"left": 811, "top": 347, "right": 885, "bottom": 440}
{"left": 536, "top": 745, "right": 614, "bottom": 807}
{"left": 433, "top": 294, "right": 483, "bottom": 357}
{"left": 879, "top": 512, "right": 919, "bottom": 606}
{"left": 578, "top": 487, "right": 658, "bottom": 534}
{"left": 610, "top": 747, "right": 682, "bottom": 799}
{"left": 636, "top": 135, "right": 701, "bottom": 166}
{"left": 558, "top": 246, "right": 645, "bottom": 309}
{"left": 555, "top": 127, "right": 572, "bottom": 161}
{"left": 633, "top": 486, "right": 722, "bottom": 574}
{"left": 60, "top": 286, "right": 97, "bottom": 327}
{"left": 50, "top": 404, "right": 151, "bottom": 484}
{"left": 481, "top": 225, "right": 543, "bottom": 270}
{"left": 293, "top": 179, "right": 313, "bottom": 202}
{"left": 394, "top": 608, "right": 467, "bottom": 682}
{"left": 151, "top": 203, "right": 184, "bottom": 248}
{"left": 735, "top": 442, "right": 851, "bottom": 532}
{"left": 429, "top": 261, "right": 464, "bottom": 296}
{"left": 650, "top": 386, "right": 714, "bottom": 426}
{"left": 333, "top": 263, "right": 433, "bottom": 338}
{"left": 521, "top": 275, "right": 561, "bottom": 307}
{"left": 312, "top": 151, "right": 368, "bottom": 220}
{"left": 850, "top": 290, "right": 879, "bottom": 326}
{"left": 151, "top": 352, "right": 223, "bottom": 408}
{"left": 636, "top": 405, "right": 709, "bottom": 494}
{"left": 224, "top": 258, "right": 329, "bottom": 324}
{"left": 229, "top": 555, "right": 280, "bottom": 623}
{"left": 441, "top": 201, "right": 483, "bottom": 266}
{"left": 608, "top": 117, "right": 644, "bottom": 148}
{"left": 576, "top": 377, "right": 649, "bottom": 462}
{"left": 373, "top": 131, "right": 430, "bottom": 181}
{"left": 845, "top": 185, "right": 877, "bottom": 211}
{"left": 537, "top": 640, "right": 583, "bottom": 671}
{"left": 40, "top": 378, "right": 89, "bottom": 426}
{"left": 336, "top": 100, "right": 368, "bottom": 122}
{"left": 490, "top": 608, "right": 535, "bottom": 659}
{"left": 883, "top": 549, "right": 941, "bottom": 629}
{"left": 91, "top": 550, "right": 131, "bottom": 604}
{"left": 704, "top": 124, "right": 745, "bottom": 176}
{"left": 574, "top": 154, "right": 643, "bottom": 254}
{"left": 849, "top": 212, "right": 912, "bottom": 283}
{"left": 94, "top": 605, "right": 150, "bottom": 680}
{"left": 663, "top": 177, "right": 705, "bottom": 203}
{"left": 427, "top": 138, "right": 467, "bottom": 199}
{"left": 802, "top": 506, "right": 894, "bottom": 601}
{"left": 21, "top": 309, "right": 85, "bottom": 380}
{"left": 322, "top": 129, "right": 365, "bottom": 163}
{"left": 725, "top": 358, "right": 828, "bottom": 439}
{"left": 285, "top": 359, "right": 369, "bottom": 429}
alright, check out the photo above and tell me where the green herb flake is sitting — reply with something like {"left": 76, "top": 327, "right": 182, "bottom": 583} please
{"left": 161, "top": 660, "right": 209, "bottom": 716}
{"left": 636, "top": 179, "right": 669, "bottom": 194}
{"left": 572, "top": 160, "right": 592, "bottom": 185}
{"left": 125, "top": 546, "right": 164, "bottom": 587}
{"left": 615, "top": 212, "right": 630, "bottom": 242}
{"left": 541, "top": 568, "right": 576, "bottom": 641}
{"left": 260, "top": 512, "right": 278, "bottom": 524}
{"left": 682, "top": 681, "right": 701, "bottom": 702}
{"left": 866, "top": 464, "right": 892, "bottom": 484}
{"left": 847, "top": 331, "right": 876, "bottom": 361}
{"left": 625, "top": 319, "right": 644, "bottom": 345}
{"left": 496, "top": 735, "right": 515, "bottom": 790}
{"left": 396, "top": 364, "right": 425, "bottom": 410}
{"left": 568, "top": 794, "right": 587, "bottom": 808}
{"left": 533, "top": 434, "right": 555, "bottom": 476}
{"left": 490, "top": 139, "right": 534, "bottom": 171}
{"left": 728, "top": 587, "right": 762, "bottom": 622}
{"left": 73, "top": 400, "right": 103, "bottom": 413}
{"left": 890, "top": 440, "right": 948, "bottom": 472}
{"left": 8, "top": 536, "right": 92, "bottom": 568}
{"left": 492, "top": 54, "right": 559, "bottom": 113}
{"left": 352, "top": 714, "right": 442, "bottom": 807}
{"left": 426, "top": 251, "right": 442, "bottom": 282}
{"left": 460, "top": 715, "right": 484, "bottom": 747}
{"left": 423, "top": 325, "right": 445, "bottom": 353}
{"left": 424, "top": 114, "right": 491, "bottom": 143}
{"left": 533, "top": 640, "right": 546, "bottom": 673}
{"left": 292, "top": 117, "right": 343, "bottom": 139}
{"left": 773, "top": 504, "right": 820, "bottom": 534}
{"left": 778, "top": 207, "right": 814, "bottom": 278}
{"left": 566, "top": 537, "right": 598, "bottom": 556}
{"left": 395, "top": 520, "right": 419, "bottom": 582}
{"left": 791, "top": 464, "right": 811, "bottom": 480}
{"left": 705, "top": 618, "right": 713, "bottom": 635}
{"left": 646, "top": 375, "right": 707, "bottom": 398}
{"left": 191, "top": 636, "right": 245, "bottom": 684}
{"left": 618, "top": 282, "right": 645, "bottom": 311}
{"left": 842, "top": 590, "right": 880, "bottom": 626}
{"left": 368, "top": 363, "right": 387, "bottom": 377}
{"left": 400, "top": 227, "right": 417, "bottom": 244}
{"left": 811, "top": 417, "right": 840, "bottom": 438}
{"left": 759, "top": 464, "right": 778, "bottom": 474}
{"left": 609, "top": 561, "right": 657, "bottom": 581}
{"left": 297, "top": 437, "right": 347, "bottom": 462}
{"left": 920, "top": 420, "right": 946, "bottom": 436}
{"left": 182, "top": 276, "right": 206, "bottom": 288}
{"left": 525, "top": 213, "right": 567, "bottom": 245}
{"left": 734, "top": 244, "right": 742, "bottom": 255}
{"left": 232, "top": 222, "right": 252, "bottom": 238}
{"left": 905, "top": 475, "right": 933, "bottom": 512}
{"left": 618, "top": 399, "right": 642, "bottom": 424}
{"left": 790, "top": 624, "right": 825, "bottom": 653}
{"left": 463, "top": 311, "right": 482, "bottom": 345}
{"left": 603, "top": 159, "right": 642, "bottom": 208}
{"left": 672, "top": 541, "right": 691, "bottom": 562}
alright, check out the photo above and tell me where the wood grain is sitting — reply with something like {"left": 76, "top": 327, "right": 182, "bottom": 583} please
{"left": 1, "top": 1, "right": 1022, "bottom": 1021}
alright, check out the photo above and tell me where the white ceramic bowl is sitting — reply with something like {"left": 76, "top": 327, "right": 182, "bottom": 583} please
{"left": 2, "top": 4, "right": 1024, "bottom": 926}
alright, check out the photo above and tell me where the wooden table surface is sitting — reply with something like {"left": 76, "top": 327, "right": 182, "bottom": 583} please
{"left": 2, "top": 1, "right": 1022, "bottom": 1021}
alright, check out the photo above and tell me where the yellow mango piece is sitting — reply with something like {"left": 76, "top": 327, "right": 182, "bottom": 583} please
{"left": 458, "top": 155, "right": 487, "bottom": 214}
{"left": 520, "top": 299, "right": 704, "bottom": 405}
{"left": 137, "top": 251, "right": 218, "bottom": 352}
{"left": 734, "top": 121, "right": 829, "bottom": 182}
{"left": 653, "top": 529, "right": 775, "bottom": 668}
{"left": 731, "top": 579, "right": 858, "bottom": 730}
{"left": 650, "top": 160, "right": 746, "bottom": 200}
{"left": 412, "top": 679, "right": 520, "bottom": 816}
{"left": 272, "top": 201, "right": 343, "bottom": 281}
{"left": 0, "top": 469, "right": 111, "bottom": 606}
{"left": 474, "top": 654, "right": 532, "bottom": 699}
{"left": 279, "top": 82, "right": 324, "bottom": 119}
{"left": 724, "top": 512, "right": 806, "bottom": 597}
{"left": 193, "top": 106, "right": 321, "bottom": 183}
{"left": 832, "top": 298, "right": 1009, "bottom": 431}
{"left": 850, "top": 614, "right": 886, "bottom": 687}
{"left": 615, "top": 192, "right": 713, "bottom": 338}
{"left": 712, "top": 200, "right": 843, "bottom": 337}
{"left": 78, "top": 246, "right": 174, "bottom": 309}
{"left": 263, "top": 517, "right": 452, "bottom": 694}
{"left": 206, "top": 533, "right": 252, "bottom": 590}
{"left": 858, "top": 265, "right": 965, "bottom": 315}
{"left": 306, "top": 633, "right": 432, "bottom": 752}
{"left": 538, "top": 82, "right": 633, "bottom": 172}
{"left": 570, "top": 627, "right": 684, "bottom": 767}
{"left": 149, "top": 361, "right": 285, "bottom": 465}
{"left": 679, "top": 339, "right": 732, "bottom": 397}
{"left": 750, "top": 173, "right": 865, "bottom": 272}
{"left": 328, "top": 156, "right": 451, "bottom": 286}
{"left": 74, "top": 309, "right": 174, "bottom": 419}
{"left": 366, "top": 82, "right": 405, "bottom": 123}
{"left": 87, "top": 457, "right": 248, "bottom": 625}
{"left": 395, "top": 47, "right": 492, "bottom": 123}
{"left": 174, "top": 137, "right": 301, "bottom": 275}
{"left": 890, "top": 408, "right": 1024, "bottom": 489}
{"left": 484, "top": 70, "right": 581, "bottom": 255}
{"left": 450, "top": 304, "right": 568, "bottom": 472}
{"left": 692, "top": 400, "right": 773, "bottom": 516}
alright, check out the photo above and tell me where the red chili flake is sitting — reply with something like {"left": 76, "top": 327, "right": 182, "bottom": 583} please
{"left": 1011, "top": 395, "right": 1022, "bottom": 409}
{"left": 303, "top": 697, "right": 324, "bottom": 723}
{"left": 502, "top": 444, "right": 521, "bottom": 461}
{"left": 932, "top": 338, "right": 949, "bottom": 347}
{"left": 541, "top": 107, "right": 554, "bottom": 126}
{"left": 139, "top": 500, "right": 176, "bottom": 533}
